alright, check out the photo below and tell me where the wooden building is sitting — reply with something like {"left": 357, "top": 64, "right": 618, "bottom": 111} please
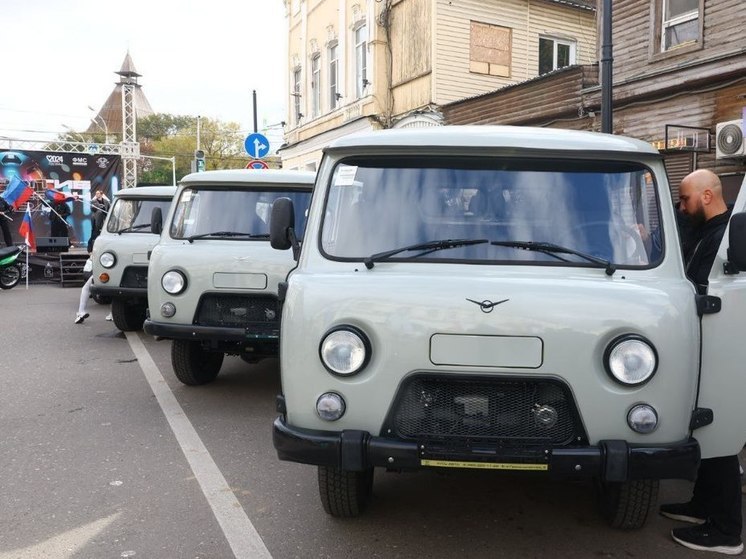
{"left": 443, "top": 0, "right": 746, "bottom": 202}
{"left": 280, "top": 0, "right": 597, "bottom": 170}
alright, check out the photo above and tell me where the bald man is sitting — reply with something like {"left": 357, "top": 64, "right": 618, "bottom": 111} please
{"left": 678, "top": 169, "right": 730, "bottom": 290}
{"left": 660, "top": 169, "right": 741, "bottom": 555}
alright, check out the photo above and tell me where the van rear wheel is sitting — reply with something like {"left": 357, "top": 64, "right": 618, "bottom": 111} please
{"left": 597, "top": 479, "right": 659, "bottom": 529}
{"left": 318, "top": 466, "right": 374, "bottom": 517}
{"left": 171, "top": 340, "right": 223, "bottom": 386}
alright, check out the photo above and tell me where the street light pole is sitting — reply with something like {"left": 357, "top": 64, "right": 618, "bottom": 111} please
{"left": 88, "top": 105, "right": 109, "bottom": 143}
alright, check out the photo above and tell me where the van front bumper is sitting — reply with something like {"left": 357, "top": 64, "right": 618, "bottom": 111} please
{"left": 273, "top": 416, "right": 700, "bottom": 482}
{"left": 90, "top": 285, "right": 146, "bottom": 299}
{"left": 143, "top": 318, "right": 279, "bottom": 343}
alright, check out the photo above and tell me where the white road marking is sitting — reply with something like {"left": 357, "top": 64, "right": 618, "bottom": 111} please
{"left": 125, "top": 332, "right": 272, "bottom": 559}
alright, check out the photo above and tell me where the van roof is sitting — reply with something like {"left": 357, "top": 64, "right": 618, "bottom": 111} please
{"left": 326, "top": 125, "right": 659, "bottom": 155}
{"left": 179, "top": 169, "right": 316, "bottom": 188}
{"left": 114, "top": 185, "right": 177, "bottom": 199}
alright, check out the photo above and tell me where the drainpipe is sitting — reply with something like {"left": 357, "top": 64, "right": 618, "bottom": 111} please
{"left": 601, "top": 0, "right": 613, "bottom": 133}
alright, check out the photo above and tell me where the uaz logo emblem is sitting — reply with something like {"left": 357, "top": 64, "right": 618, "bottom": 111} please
{"left": 466, "top": 298, "right": 509, "bottom": 313}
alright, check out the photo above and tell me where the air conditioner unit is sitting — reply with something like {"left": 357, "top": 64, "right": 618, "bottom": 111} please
{"left": 715, "top": 119, "right": 745, "bottom": 159}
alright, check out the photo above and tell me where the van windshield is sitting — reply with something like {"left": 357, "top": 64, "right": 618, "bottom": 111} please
{"left": 321, "top": 156, "right": 664, "bottom": 267}
{"left": 106, "top": 198, "right": 172, "bottom": 234}
{"left": 170, "top": 187, "right": 312, "bottom": 240}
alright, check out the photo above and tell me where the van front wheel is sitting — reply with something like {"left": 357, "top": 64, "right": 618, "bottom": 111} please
{"left": 597, "top": 479, "right": 659, "bottom": 529}
{"left": 111, "top": 299, "right": 146, "bottom": 331}
{"left": 318, "top": 466, "right": 374, "bottom": 517}
{"left": 171, "top": 340, "right": 223, "bottom": 386}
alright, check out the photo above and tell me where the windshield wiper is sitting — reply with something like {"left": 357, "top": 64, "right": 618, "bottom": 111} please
{"left": 490, "top": 240, "right": 616, "bottom": 276}
{"left": 117, "top": 223, "right": 151, "bottom": 235}
{"left": 185, "top": 231, "right": 262, "bottom": 243}
{"left": 364, "top": 239, "right": 488, "bottom": 269}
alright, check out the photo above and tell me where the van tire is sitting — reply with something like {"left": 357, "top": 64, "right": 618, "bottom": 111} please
{"left": 171, "top": 340, "right": 223, "bottom": 385}
{"left": 111, "top": 299, "right": 146, "bottom": 331}
{"left": 318, "top": 466, "right": 374, "bottom": 517}
{"left": 92, "top": 293, "right": 112, "bottom": 305}
{"left": 597, "top": 479, "right": 659, "bottom": 529}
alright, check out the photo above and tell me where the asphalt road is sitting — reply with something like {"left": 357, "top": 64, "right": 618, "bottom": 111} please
{"left": 0, "top": 284, "right": 738, "bottom": 559}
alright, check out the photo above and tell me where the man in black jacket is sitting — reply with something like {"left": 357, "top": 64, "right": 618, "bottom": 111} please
{"left": 659, "top": 169, "right": 742, "bottom": 555}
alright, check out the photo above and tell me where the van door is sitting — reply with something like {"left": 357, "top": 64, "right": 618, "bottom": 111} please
{"left": 698, "top": 176, "right": 746, "bottom": 459}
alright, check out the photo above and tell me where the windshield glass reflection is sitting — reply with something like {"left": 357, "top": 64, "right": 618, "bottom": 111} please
{"left": 320, "top": 157, "right": 663, "bottom": 267}
{"left": 170, "top": 188, "right": 312, "bottom": 240}
{"left": 106, "top": 198, "right": 172, "bottom": 233}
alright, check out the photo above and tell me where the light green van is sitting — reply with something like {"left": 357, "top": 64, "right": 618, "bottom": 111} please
{"left": 90, "top": 186, "right": 176, "bottom": 331}
{"left": 269, "top": 126, "right": 746, "bottom": 529}
{"left": 144, "top": 169, "right": 314, "bottom": 386}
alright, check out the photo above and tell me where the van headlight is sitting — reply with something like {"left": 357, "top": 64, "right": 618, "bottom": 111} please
{"left": 604, "top": 335, "right": 658, "bottom": 386}
{"left": 319, "top": 326, "right": 370, "bottom": 376}
{"left": 161, "top": 270, "right": 186, "bottom": 294}
{"left": 99, "top": 252, "right": 116, "bottom": 268}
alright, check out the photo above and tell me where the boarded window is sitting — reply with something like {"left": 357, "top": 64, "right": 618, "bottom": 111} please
{"left": 470, "top": 21, "right": 511, "bottom": 77}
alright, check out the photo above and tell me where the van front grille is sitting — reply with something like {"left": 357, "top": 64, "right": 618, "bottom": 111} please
{"left": 121, "top": 266, "right": 148, "bottom": 288}
{"left": 384, "top": 375, "right": 584, "bottom": 446}
{"left": 195, "top": 294, "right": 280, "bottom": 336}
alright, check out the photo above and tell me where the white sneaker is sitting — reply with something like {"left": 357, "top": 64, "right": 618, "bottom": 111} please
{"left": 105, "top": 313, "right": 113, "bottom": 321}
{"left": 74, "top": 312, "right": 89, "bottom": 324}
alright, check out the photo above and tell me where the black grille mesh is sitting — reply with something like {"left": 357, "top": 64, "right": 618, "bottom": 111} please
{"left": 195, "top": 294, "right": 279, "bottom": 333}
{"left": 388, "top": 376, "right": 581, "bottom": 446}
{"left": 121, "top": 266, "right": 148, "bottom": 288}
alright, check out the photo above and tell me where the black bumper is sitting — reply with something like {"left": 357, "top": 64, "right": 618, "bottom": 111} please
{"left": 143, "top": 318, "right": 279, "bottom": 343}
{"left": 90, "top": 285, "right": 146, "bottom": 299}
{"left": 273, "top": 416, "right": 700, "bottom": 482}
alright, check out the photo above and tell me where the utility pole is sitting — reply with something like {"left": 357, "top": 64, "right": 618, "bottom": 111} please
{"left": 252, "top": 90, "right": 258, "bottom": 133}
{"left": 601, "top": 0, "right": 613, "bottom": 134}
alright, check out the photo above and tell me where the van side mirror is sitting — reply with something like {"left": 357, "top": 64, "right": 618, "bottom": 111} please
{"left": 151, "top": 207, "right": 163, "bottom": 235}
{"left": 726, "top": 212, "right": 746, "bottom": 273}
{"left": 270, "top": 197, "right": 300, "bottom": 260}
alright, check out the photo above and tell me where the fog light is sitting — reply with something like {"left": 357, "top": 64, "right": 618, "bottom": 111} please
{"left": 627, "top": 404, "right": 658, "bottom": 434}
{"left": 160, "top": 302, "right": 176, "bottom": 318}
{"left": 533, "top": 404, "right": 558, "bottom": 429}
{"left": 316, "top": 392, "right": 345, "bottom": 421}
{"left": 99, "top": 273, "right": 110, "bottom": 283}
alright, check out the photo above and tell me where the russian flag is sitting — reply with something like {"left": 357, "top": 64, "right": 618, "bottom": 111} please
{"left": 45, "top": 187, "right": 76, "bottom": 204}
{"left": 18, "top": 205, "right": 35, "bottom": 251}
{"left": 1, "top": 175, "right": 33, "bottom": 209}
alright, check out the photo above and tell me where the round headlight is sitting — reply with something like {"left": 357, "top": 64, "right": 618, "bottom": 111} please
{"left": 627, "top": 404, "right": 658, "bottom": 434}
{"left": 316, "top": 392, "right": 346, "bottom": 421}
{"left": 161, "top": 270, "right": 186, "bottom": 294}
{"left": 319, "top": 327, "right": 370, "bottom": 376}
{"left": 604, "top": 336, "right": 658, "bottom": 386}
{"left": 100, "top": 252, "right": 116, "bottom": 268}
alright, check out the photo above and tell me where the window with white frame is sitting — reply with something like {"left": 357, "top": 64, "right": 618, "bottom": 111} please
{"left": 661, "top": 0, "right": 699, "bottom": 51}
{"left": 311, "top": 55, "right": 320, "bottom": 118}
{"left": 354, "top": 24, "right": 368, "bottom": 99}
{"left": 538, "top": 36, "right": 576, "bottom": 75}
{"left": 292, "top": 67, "right": 302, "bottom": 123}
{"left": 329, "top": 43, "right": 339, "bottom": 109}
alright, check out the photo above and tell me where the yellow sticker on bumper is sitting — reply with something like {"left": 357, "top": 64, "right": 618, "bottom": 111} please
{"left": 421, "top": 459, "right": 548, "bottom": 471}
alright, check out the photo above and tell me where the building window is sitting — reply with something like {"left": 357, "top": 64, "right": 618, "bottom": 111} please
{"left": 354, "top": 24, "right": 367, "bottom": 99}
{"left": 311, "top": 55, "right": 320, "bottom": 118}
{"left": 329, "top": 43, "right": 339, "bottom": 109}
{"left": 292, "top": 67, "right": 302, "bottom": 123}
{"left": 661, "top": 0, "right": 700, "bottom": 51}
{"left": 538, "top": 36, "right": 576, "bottom": 75}
{"left": 469, "top": 21, "right": 511, "bottom": 77}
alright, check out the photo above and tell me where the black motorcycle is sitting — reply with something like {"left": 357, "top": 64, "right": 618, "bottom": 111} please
{"left": 0, "top": 245, "right": 25, "bottom": 290}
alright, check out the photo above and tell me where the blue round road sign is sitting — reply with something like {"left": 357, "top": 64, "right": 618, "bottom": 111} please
{"left": 244, "top": 133, "right": 270, "bottom": 159}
